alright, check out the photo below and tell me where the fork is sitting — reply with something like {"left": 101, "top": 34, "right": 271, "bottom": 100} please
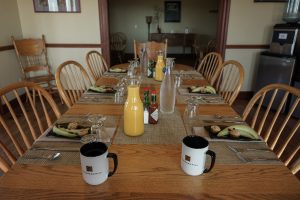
{"left": 227, "top": 145, "right": 270, "bottom": 153}
{"left": 236, "top": 153, "right": 278, "bottom": 163}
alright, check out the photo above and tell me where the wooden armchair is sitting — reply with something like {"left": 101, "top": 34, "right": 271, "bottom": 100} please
{"left": 242, "top": 84, "right": 300, "bottom": 175}
{"left": 86, "top": 50, "right": 109, "bottom": 81}
{"left": 214, "top": 60, "right": 244, "bottom": 105}
{"left": 0, "top": 81, "right": 61, "bottom": 173}
{"left": 11, "top": 35, "right": 55, "bottom": 93}
{"left": 55, "top": 60, "right": 92, "bottom": 108}
{"left": 134, "top": 39, "right": 168, "bottom": 61}
{"left": 196, "top": 52, "right": 223, "bottom": 85}
{"left": 110, "top": 32, "right": 127, "bottom": 63}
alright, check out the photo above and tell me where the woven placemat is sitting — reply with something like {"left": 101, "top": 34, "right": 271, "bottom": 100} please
{"left": 77, "top": 93, "right": 125, "bottom": 104}
{"left": 113, "top": 108, "right": 187, "bottom": 144}
{"left": 102, "top": 73, "right": 125, "bottom": 79}
{"left": 17, "top": 150, "right": 80, "bottom": 165}
{"left": 176, "top": 93, "right": 225, "bottom": 105}
{"left": 56, "top": 115, "right": 120, "bottom": 127}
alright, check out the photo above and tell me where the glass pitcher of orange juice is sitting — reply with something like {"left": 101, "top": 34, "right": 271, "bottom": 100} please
{"left": 124, "top": 76, "right": 144, "bottom": 136}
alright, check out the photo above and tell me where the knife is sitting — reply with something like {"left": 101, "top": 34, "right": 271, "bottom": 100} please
{"left": 32, "top": 147, "right": 79, "bottom": 152}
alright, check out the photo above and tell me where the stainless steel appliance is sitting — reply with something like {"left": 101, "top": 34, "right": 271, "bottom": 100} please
{"left": 255, "top": 23, "right": 300, "bottom": 113}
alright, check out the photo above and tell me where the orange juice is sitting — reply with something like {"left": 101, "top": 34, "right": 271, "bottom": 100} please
{"left": 124, "top": 85, "right": 144, "bottom": 136}
{"left": 155, "top": 55, "right": 165, "bottom": 81}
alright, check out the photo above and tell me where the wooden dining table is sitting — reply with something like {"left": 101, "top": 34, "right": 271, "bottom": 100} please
{"left": 0, "top": 63, "right": 299, "bottom": 199}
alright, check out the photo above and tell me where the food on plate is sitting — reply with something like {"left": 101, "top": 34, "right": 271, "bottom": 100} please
{"left": 228, "top": 128, "right": 240, "bottom": 138}
{"left": 189, "top": 86, "right": 216, "bottom": 94}
{"left": 53, "top": 123, "right": 90, "bottom": 138}
{"left": 67, "top": 122, "right": 79, "bottom": 129}
{"left": 109, "top": 68, "right": 126, "bottom": 73}
{"left": 210, "top": 125, "right": 221, "bottom": 134}
{"left": 217, "top": 125, "right": 259, "bottom": 139}
{"left": 89, "top": 85, "right": 115, "bottom": 93}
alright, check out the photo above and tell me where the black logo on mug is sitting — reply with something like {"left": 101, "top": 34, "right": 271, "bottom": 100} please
{"left": 86, "top": 166, "right": 93, "bottom": 172}
{"left": 185, "top": 155, "right": 191, "bottom": 162}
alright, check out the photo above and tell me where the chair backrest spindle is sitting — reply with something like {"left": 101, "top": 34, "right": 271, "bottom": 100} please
{"left": 242, "top": 84, "right": 300, "bottom": 175}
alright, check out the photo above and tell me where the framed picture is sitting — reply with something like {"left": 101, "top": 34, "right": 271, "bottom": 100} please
{"left": 164, "top": 1, "right": 181, "bottom": 23}
{"left": 254, "top": 0, "right": 287, "bottom": 2}
{"left": 33, "top": 0, "right": 81, "bottom": 13}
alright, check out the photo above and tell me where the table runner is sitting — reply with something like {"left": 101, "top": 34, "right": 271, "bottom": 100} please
{"left": 113, "top": 108, "right": 187, "bottom": 144}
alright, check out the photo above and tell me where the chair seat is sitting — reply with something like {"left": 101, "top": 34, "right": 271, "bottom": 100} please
{"left": 25, "top": 74, "right": 55, "bottom": 84}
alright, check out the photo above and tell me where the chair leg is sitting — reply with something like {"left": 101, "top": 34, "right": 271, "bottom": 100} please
{"left": 0, "top": 99, "right": 3, "bottom": 114}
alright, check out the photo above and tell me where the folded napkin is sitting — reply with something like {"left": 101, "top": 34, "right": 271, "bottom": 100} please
{"left": 89, "top": 85, "right": 116, "bottom": 93}
{"left": 188, "top": 86, "right": 216, "bottom": 94}
{"left": 109, "top": 68, "right": 127, "bottom": 73}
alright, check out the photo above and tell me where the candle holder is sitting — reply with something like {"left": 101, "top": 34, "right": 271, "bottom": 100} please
{"left": 146, "top": 16, "right": 153, "bottom": 40}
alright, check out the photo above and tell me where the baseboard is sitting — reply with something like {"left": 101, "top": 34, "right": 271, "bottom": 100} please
{"left": 237, "top": 91, "right": 254, "bottom": 100}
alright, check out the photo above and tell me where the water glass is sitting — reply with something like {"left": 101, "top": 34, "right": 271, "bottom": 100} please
{"left": 184, "top": 97, "right": 199, "bottom": 119}
{"left": 166, "top": 57, "right": 175, "bottom": 70}
{"left": 81, "top": 114, "right": 108, "bottom": 144}
{"left": 175, "top": 74, "right": 182, "bottom": 88}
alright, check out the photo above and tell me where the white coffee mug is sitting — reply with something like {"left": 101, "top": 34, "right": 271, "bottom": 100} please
{"left": 181, "top": 135, "right": 216, "bottom": 176}
{"left": 80, "top": 142, "right": 118, "bottom": 185}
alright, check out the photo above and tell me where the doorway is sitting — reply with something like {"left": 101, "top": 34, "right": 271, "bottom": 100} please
{"left": 98, "top": 0, "right": 230, "bottom": 67}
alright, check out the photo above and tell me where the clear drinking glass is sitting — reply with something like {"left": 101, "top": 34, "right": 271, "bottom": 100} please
{"left": 81, "top": 114, "right": 107, "bottom": 144}
{"left": 166, "top": 57, "right": 175, "bottom": 70}
{"left": 175, "top": 74, "right": 182, "bottom": 88}
{"left": 127, "top": 60, "right": 135, "bottom": 77}
{"left": 183, "top": 97, "right": 199, "bottom": 135}
{"left": 184, "top": 97, "right": 199, "bottom": 119}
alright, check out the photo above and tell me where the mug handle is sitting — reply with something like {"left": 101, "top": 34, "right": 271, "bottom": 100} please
{"left": 203, "top": 150, "right": 216, "bottom": 173}
{"left": 107, "top": 153, "right": 118, "bottom": 177}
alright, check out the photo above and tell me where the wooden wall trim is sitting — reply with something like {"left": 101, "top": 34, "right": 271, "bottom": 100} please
{"left": 216, "top": 0, "right": 231, "bottom": 58}
{"left": 226, "top": 44, "right": 269, "bottom": 49}
{"left": 0, "top": 44, "right": 102, "bottom": 52}
{"left": 1, "top": 43, "right": 269, "bottom": 52}
{"left": 46, "top": 43, "right": 102, "bottom": 48}
{"left": 0, "top": 45, "right": 14, "bottom": 52}
{"left": 98, "top": 0, "right": 110, "bottom": 66}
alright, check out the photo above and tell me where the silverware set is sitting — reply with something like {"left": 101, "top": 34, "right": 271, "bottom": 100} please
{"left": 23, "top": 152, "right": 61, "bottom": 160}
{"left": 32, "top": 147, "right": 79, "bottom": 152}
{"left": 227, "top": 145, "right": 278, "bottom": 163}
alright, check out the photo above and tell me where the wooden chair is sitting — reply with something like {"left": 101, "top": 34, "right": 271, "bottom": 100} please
{"left": 194, "top": 38, "right": 217, "bottom": 68}
{"left": 55, "top": 60, "right": 92, "bottom": 108}
{"left": 134, "top": 39, "right": 168, "bottom": 61}
{"left": 242, "top": 84, "right": 300, "bottom": 175}
{"left": 196, "top": 52, "right": 223, "bottom": 85}
{"left": 214, "top": 60, "right": 244, "bottom": 106}
{"left": 0, "top": 81, "right": 61, "bottom": 173}
{"left": 110, "top": 32, "right": 127, "bottom": 63}
{"left": 86, "top": 50, "right": 109, "bottom": 81}
{"left": 11, "top": 35, "right": 55, "bottom": 93}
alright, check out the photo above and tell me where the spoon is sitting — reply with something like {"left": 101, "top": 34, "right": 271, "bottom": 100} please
{"left": 25, "top": 152, "right": 61, "bottom": 160}
{"left": 214, "top": 114, "right": 240, "bottom": 119}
